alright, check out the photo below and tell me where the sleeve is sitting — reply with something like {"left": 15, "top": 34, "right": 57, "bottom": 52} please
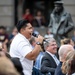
{"left": 17, "top": 41, "right": 32, "bottom": 58}
{"left": 41, "top": 57, "right": 55, "bottom": 74}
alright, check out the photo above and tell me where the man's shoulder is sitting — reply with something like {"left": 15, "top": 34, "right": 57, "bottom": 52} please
{"left": 42, "top": 52, "right": 52, "bottom": 59}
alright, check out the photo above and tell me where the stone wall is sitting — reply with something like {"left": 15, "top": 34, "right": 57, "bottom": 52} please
{"left": 0, "top": 0, "right": 14, "bottom": 28}
{"left": 63, "top": 0, "right": 75, "bottom": 37}
{"left": 63, "top": 0, "right": 75, "bottom": 26}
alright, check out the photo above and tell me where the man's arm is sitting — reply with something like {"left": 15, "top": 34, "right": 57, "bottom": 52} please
{"left": 25, "top": 44, "right": 42, "bottom": 60}
{"left": 25, "top": 35, "right": 44, "bottom": 60}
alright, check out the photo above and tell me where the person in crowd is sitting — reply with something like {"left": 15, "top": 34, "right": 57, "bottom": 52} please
{"left": 41, "top": 37, "right": 59, "bottom": 75}
{"left": 0, "top": 49, "right": 6, "bottom": 57}
{"left": 0, "top": 47, "right": 23, "bottom": 75}
{"left": 0, "top": 26, "right": 9, "bottom": 52}
{"left": 60, "top": 38, "right": 74, "bottom": 48}
{"left": 0, "top": 57, "right": 20, "bottom": 75}
{"left": 61, "top": 50, "right": 75, "bottom": 75}
{"left": 9, "top": 27, "right": 18, "bottom": 43}
{"left": 48, "top": 1, "right": 74, "bottom": 47}
{"left": 23, "top": 8, "right": 33, "bottom": 24}
{"left": 32, "top": 51, "right": 45, "bottom": 75}
{"left": 29, "top": 36, "right": 36, "bottom": 49}
{"left": 0, "top": 47, "right": 11, "bottom": 58}
{"left": 32, "top": 10, "right": 46, "bottom": 27}
{"left": 9, "top": 19, "right": 44, "bottom": 75}
{"left": 44, "top": 28, "right": 54, "bottom": 39}
{"left": 33, "top": 50, "right": 45, "bottom": 70}
{"left": 29, "top": 36, "right": 44, "bottom": 75}
{"left": 54, "top": 44, "right": 74, "bottom": 75}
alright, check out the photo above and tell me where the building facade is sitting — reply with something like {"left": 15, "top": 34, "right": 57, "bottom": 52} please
{"left": 0, "top": 0, "right": 75, "bottom": 35}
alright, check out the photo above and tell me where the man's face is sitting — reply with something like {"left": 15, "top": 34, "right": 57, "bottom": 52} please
{"left": 23, "top": 23, "right": 33, "bottom": 39}
{"left": 54, "top": 4, "right": 62, "bottom": 13}
{"left": 47, "top": 41, "right": 57, "bottom": 54}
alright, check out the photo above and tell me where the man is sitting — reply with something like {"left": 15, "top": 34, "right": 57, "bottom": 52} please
{"left": 0, "top": 26, "right": 9, "bottom": 52}
{"left": 48, "top": 1, "right": 74, "bottom": 47}
{"left": 54, "top": 45, "right": 74, "bottom": 75}
{"left": 9, "top": 19, "right": 44, "bottom": 75}
{"left": 41, "top": 37, "right": 59, "bottom": 75}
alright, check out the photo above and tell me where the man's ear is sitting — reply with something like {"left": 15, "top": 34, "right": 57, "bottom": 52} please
{"left": 20, "top": 28, "right": 25, "bottom": 32}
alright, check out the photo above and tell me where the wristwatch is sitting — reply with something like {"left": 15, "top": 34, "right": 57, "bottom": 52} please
{"left": 36, "top": 42, "right": 42, "bottom": 46}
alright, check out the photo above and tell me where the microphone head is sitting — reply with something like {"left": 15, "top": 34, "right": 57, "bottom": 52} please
{"left": 32, "top": 32, "right": 38, "bottom": 37}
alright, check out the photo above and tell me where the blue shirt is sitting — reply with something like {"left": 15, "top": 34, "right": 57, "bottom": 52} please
{"left": 34, "top": 52, "right": 44, "bottom": 70}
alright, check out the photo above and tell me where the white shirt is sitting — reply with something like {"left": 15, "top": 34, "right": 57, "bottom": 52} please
{"left": 66, "top": 73, "right": 75, "bottom": 75}
{"left": 72, "top": 73, "right": 75, "bottom": 75}
{"left": 9, "top": 33, "right": 33, "bottom": 75}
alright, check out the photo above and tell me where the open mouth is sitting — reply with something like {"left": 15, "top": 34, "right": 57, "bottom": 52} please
{"left": 30, "top": 33, "right": 32, "bottom": 36}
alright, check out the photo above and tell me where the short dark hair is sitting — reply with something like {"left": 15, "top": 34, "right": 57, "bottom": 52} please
{"left": 16, "top": 19, "right": 30, "bottom": 32}
{"left": 0, "top": 26, "right": 6, "bottom": 30}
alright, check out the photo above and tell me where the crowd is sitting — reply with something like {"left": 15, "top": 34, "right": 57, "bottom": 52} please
{"left": 0, "top": 1, "right": 75, "bottom": 75}
{"left": 0, "top": 19, "right": 75, "bottom": 75}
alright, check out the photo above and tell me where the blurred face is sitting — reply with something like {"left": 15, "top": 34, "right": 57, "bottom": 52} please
{"left": 54, "top": 4, "right": 63, "bottom": 13}
{"left": 22, "top": 23, "right": 33, "bottom": 39}
{"left": 37, "top": 11, "right": 42, "bottom": 16}
{"left": 0, "top": 29, "right": 5, "bottom": 34}
{"left": 47, "top": 41, "right": 57, "bottom": 54}
{"left": 12, "top": 28, "right": 18, "bottom": 35}
{"left": 25, "top": 9, "right": 30, "bottom": 15}
{"left": 47, "top": 30, "right": 51, "bottom": 34}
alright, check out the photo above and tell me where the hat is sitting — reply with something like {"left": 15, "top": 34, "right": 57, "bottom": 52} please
{"left": 54, "top": 1, "right": 64, "bottom": 5}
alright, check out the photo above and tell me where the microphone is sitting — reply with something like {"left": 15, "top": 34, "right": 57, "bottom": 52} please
{"left": 32, "top": 32, "right": 48, "bottom": 43}
{"left": 32, "top": 32, "right": 38, "bottom": 38}
{"left": 32, "top": 32, "right": 47, "bottom": 51}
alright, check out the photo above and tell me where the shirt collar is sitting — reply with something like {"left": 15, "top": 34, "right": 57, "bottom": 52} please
{"left": 18, "top": 33, "right": 29, "bottom": 42}
{"left": 46, "top": 51, "right": 55, "bottom": 57}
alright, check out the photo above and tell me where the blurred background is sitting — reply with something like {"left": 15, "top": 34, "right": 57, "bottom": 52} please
{"left": 0, "top": 0, "right": 75, "bottom": 35}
